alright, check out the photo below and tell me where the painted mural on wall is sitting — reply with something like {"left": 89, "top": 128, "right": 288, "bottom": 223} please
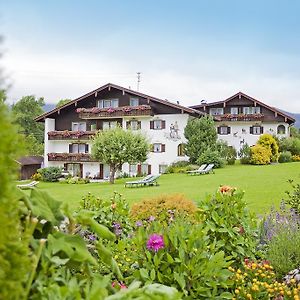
{"left": 165, "top": 121, "right": 181, "bottom": 141}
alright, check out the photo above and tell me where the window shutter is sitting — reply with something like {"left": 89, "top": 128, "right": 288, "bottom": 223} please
{"left": 126, "top": 121, "right": 130, "bottom": 130}
{"left": 250, "top": 126, "right": 253, "bottom": 134}
{"left": 148, "top": 165, "right": 152, "bottom": 175}
{"left": 137, "top": 164, "right": 142, "bottom": 174}
{"left": 261, "top": 126, "right": 264, "bottom": 134}
{"left": 150, "top": 121, "right": 154, "bottom": 129}
{"left": 137, "top": 121, "right": 141, "bottom": 130}
{"left": 85, "top": 144, "right": 89, "bottom": 153}
{"left": 217, "top": 127, "right": 221, "bottom": 134}
{"left": 227, "top": 126, "right": 231, "bottom": 134}
{"left": 69, "top": 144, "right": 72, "bottom": 153}
{"left": 161, "top": 120, "right": 166, "bottom": 129}
{"left": 161, "top": 144, "right": 166, "bottom": 152}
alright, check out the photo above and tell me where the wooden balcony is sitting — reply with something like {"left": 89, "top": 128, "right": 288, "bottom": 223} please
{"left": 76, "top": 105, "right": 152, "bottom": 119}
{"left": 218, "top": 113, "right": 264, "bottom": 122}
{"left": 48, "top": 131, "right": 95, "bottom": 140}
{"left": 47, "top": 153, "right": 97, "bottom": 162}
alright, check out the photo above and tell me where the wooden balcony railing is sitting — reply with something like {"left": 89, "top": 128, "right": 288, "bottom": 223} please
{"left": 76, "top": 105, "right": 152, "bottom": 119}
{"left": 47, "top": 153, "right": 97, "bottom": 162}
{"left": 219, "top": 113, "right": 264, "bottom": 122}
{"left": 48, "top": 131, "right": 96, "bottom": 140}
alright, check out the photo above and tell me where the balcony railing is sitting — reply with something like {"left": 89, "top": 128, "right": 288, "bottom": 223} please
{"left": 219, "top": 113, "right": 264, "bottom": 122}
{"left": 76, "top": 105, "right": 152, "bottom": 119}
{"left": 48, "top": 131, "right": 95, "bottom": 140}
{"left": 47, "top": 153, "right": 97, "bottom": 162}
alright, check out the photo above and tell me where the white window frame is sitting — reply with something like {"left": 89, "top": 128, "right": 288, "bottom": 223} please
{"left": 230, "top": 107, "right": 238, "bottom": 115}
{"left": 103, "top": 121, "right": 118, "bottom": 130}
{"left": 140, "top": 164, "right": 148, "bottom": 175}
{"left": 252, "top": 126, "right": 262, "bottom": 135}
{"left": 153, "top": 120, "right": 163, "bottom": 129}
{"left": 153, "top": 143, "right": 162, "bottom": 153}
{"left": 97, "top": 98, "right": 119, "bottom": 108}
{"left": 72, "top": 122, "right": 86, "bottom": 131}
{"left": 130, "top": 120, "right": 139, "bottom": 130}
{"left": 220, "top": 126, "right": 229, "bottom": 135}
{"left": 129, "top": 164, "right": 137, "bottom": 173}
{"left": 159, "top": 164, "right": 168, "bottom": 174}
{"left": 130, "top": 97, "right": 139, "bottom": 107}
{"left": 210, "top": 108, "right": 224, "bottom": 115}
{"left": 243, "top": 107, "right": 261, "bottom": 114}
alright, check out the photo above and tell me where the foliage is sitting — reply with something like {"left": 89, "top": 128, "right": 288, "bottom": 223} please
{"left": 293, "top": 154, "right": 300, "bottom": 161}
{"left": 130, "top": 194, "right": 197, "bottom": 223}
{"left": 284, "top": 179, "right": 300, "bottom": 213}
{"left": 279, "top": 137, "right": 300, "bottom": 155}
{"left": 0, "top": 100, "right": 30, "bottom": 300}
{"left": 230, "top": 259, "right": 298, "bottom": 299}
{"left": 129, "top": 219, "right": 233, "bottom": 299}
{"left": 238, "top": 143, "right": 251, "bottom": 164}
{"left": 11, "top": 95, "right": 45, "bottom": 143}
{"left": 25, "top": 133, "right": 44, "bottom": 155}
{"left": 31, "top": 172, "right": 43, "bottom": 181}
{"left": 257, "top": 134, "right": 279, "bottom": 162}
{"left": 165, "top": 160, "right": 195, "bottom": 173}
{"left": 80, "top": 192, "right": 133, "bottom": 238}
{"left": 184, "top": 116, "right": 217, "bottom": 164}
{"left": 56, "top": 98, "right": 71, "bottom": 107}
{"left": 92, "top": 127, "right": 149, "bottom": 183}
{"left": 217, "top": 141, "right": 237, "bottom": 165}
{"left": 64, "top": 176, "right": 90, "bottom": 184}
{"left": 290, "top": 126, "right": 300, "bottom": 139}
{"left": 38, "top": 166, "right": 62, "bottom": 182}
{"left": 250, "top": 144, "right": 271, "bottom": 165}
{"left": 278, "top": 150, "right": 293, "bottom": 163}
{"left": 197, "top": 148, "right": 225, "bottom": 168}
{"left": 197, "top": 187, "right": 258, "bottom": 264}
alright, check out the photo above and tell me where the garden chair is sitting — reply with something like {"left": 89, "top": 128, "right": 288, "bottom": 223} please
{"left": 125, "top": 175, "right": 154, "bottom": 187}
{"left": 143, "top": 174, "right": 161, "bottom": 186}
{"left": 186, "top": 164, "right": 207, "bottom": 175}
{"left": 195, "top": 163, "right": 215, "bottom": 175}
{"left": 17, "top": 181, "right": 39, "bottom": 189}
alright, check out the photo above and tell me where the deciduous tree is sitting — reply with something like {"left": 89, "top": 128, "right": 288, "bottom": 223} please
{"left": 92, "top": 127, "right": 149, "bottom": 184}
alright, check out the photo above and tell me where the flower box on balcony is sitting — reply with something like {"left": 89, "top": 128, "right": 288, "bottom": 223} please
{"left": 219, "top": 113, "right": 264, "bottom": 122}
{"left": 48, "top": 131, "right": 96, "bottom": 140}
{"left": 47, "top": 153, "right": 97, "bottom": 162}
{"left": 76, "top": 105, "right": 152, "bottom": 119}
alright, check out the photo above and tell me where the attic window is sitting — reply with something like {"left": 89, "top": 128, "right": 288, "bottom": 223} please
{"left": 130, "top": 97, "right": 139, "bottom": 107}
{"left": 243, "top": 107, "right": 261, "bottom": 114}
{"left": 97, "top": 99, "right": 119, "bottom": 108}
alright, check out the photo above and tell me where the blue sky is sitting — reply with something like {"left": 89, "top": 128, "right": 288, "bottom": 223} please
{"left": 1, "top": 0, "right": 300, "bottom": 112}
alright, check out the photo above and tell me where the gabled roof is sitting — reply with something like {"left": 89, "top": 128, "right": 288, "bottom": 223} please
{"left": 35, "top": 83, "right": 204, "bottom": 121}
{"left": 190, "top": 92, "right": 295, "bottom": 123}
{"left": 17, "top": 156, "right": 44, "bottom": 166}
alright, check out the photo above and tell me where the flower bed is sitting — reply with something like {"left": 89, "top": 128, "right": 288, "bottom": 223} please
{"left": 48, "top": 130, "right": 95, "bottom": 140}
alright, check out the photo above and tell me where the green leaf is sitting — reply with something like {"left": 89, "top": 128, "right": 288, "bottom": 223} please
{"left": 174, "top": 272, "right": 186, "bottom": 291}
{"left": 150, "top": 269, "right": 156, "bottom": 281}
{"left": 140, "top": 268, "right": 149, "bottom": 280}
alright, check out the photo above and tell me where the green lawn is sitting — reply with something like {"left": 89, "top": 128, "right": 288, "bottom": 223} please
{"left": 28, "top": 162, "right": 300, "bottom": 214}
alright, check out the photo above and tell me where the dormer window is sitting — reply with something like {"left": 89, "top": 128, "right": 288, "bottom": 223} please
{"left": 243, "top": 107, "right": 261, "bottom": 114}
{"left": 130, "top": 97, "right": 139, "bottom": 107}
{"left": 210, "top": 108, "right": 224, "bottom": 115}
{"left": 97, "top": 99, "right": 119, "bottom": 108}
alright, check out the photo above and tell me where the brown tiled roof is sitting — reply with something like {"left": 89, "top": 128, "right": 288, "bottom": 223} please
{"left": 17, "top": 156, "right": 44, "bottom": 166}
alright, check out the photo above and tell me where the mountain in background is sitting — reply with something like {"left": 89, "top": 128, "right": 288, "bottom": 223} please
{"left": 289, "top": 113, "right": 300, "bottom": 128}
{"left": 43, "top": 104, "right": 56, "bottom": 112}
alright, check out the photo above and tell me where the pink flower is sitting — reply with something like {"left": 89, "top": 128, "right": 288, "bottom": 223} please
{"left": 147, "top": 234, "right": 165, "bottom": 252}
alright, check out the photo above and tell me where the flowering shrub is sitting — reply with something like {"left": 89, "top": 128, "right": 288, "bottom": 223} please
{"left": 293, "top": 154, "right": 300, "bottom": 162}
{"left": 130, "top": 194, "right": 197, "bottom": 223}
{"left": 146, "top": 234, "right": 165, "bottom": 252}
{"left": 250, "top": 144, "right": 272, "bottom": 165}
{"left": 257, "top": 134, "right": 279, "bottom": 162}
{"left": 197, "top": 187, "right": 258, "bottom": 264}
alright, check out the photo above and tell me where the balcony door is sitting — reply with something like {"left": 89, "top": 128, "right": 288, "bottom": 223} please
{"left": 65, "top": 163, "right": 82, "bottom": 177}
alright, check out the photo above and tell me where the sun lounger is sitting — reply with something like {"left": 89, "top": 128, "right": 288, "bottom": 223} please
{"left": 17, "top": 181, "right": 39, "bottom": 189}
{"left": 195, "top": 163, "right": 215, "bottom": 175}
{"left": 125, "top": 175, "right": 154, "bottom": 187}
{"left": 186, "top": 164, "right": 207, "bottom": 175}
{"left": 143, "top": 174, "right": 161, "bottom": 186}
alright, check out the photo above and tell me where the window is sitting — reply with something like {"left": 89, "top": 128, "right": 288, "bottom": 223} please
{"left": 66, "top": 163, "right": 81, "bottom": 177}
{"left": 72, "top": 122, "right": 86, "bottom": 131}
{"left": 139, "top": 164, "right": 150, "bottom": 175}
{"left": 231, "top": 107, "right": 239, "bottom": 115}
{"left": 243, "top": 107, "right": 261, "bottom": 114}
{"left": 130, "top": 97, "right": 139, "bottom": 107}
{"left": 126, "top": 120, "right": 141, "bottom": 130}
{"left": 103, "top": 121, "right": 118, "bottom": 130}
{"left": 69, "top": 143, "right": 88, "bottom": 153}
{"left": 159, "top": 164, "right": 168, "bottom": 174}
{"left": 277, "top": 125, "right": 286, "bottom": 135}
{"left": 218, "top": 126, "right": 231, "bottom": 135}
{"left": 152, "top": 143, "right": 165, "bottom": 153}
{"left": 210, "top": 108, "right": 224, "bottom": 115}
{"left": 250, "top": 126, "right": 263, "bottom": 135}
{"left": 177, "top": 143, "right": 185, "bottom": 156}
{"left": 129, "top": 164, "right": 137, "bottom": 173}
{"left": 150, "top": 120, "right": 166, "bottom": 130}
{"left": 97, "top": 99, "right": 119, "bottom": 108}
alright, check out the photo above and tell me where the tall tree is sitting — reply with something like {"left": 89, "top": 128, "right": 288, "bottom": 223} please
{"left": 56, "top": 98, "right": 71, "bottom": 108}
{"left": 92, "top": 127, "right": 149, "bottom": 184}
{"left": 11, "top": 95, "right": 45, "bottom": 143}
{"left": 184, "top": 116, "right": 217, "bottom": 163}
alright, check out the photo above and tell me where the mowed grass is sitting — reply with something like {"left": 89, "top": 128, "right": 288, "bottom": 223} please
{"left": 27, "top": 162, "right": 300, "bottom": 214}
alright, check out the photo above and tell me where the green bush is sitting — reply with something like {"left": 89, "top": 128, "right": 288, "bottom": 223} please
{"left": 66, "top": 176, "right": 89, "bottom": 184}
{"left": 197, "top": 149, "right": 225, "bottom": 168}
{"left": 130, "top": 194, "right": 197, "bottom": 223}
{"left": 217, "top": 141, "right": 237, "bottom": 165}
{"left": 197, "top": 187, "right": 258, "bottom": 264}
{"left": 279, "top": 137, "right": 300, "bottom": 155}
{"left": 38, "top": 166, "right": 62, "bottom": 182}
{"left": 238, "top": 144, "right": 251, "bottom": 164}
{"left": 257, "top": 134, "right": 279, "bottom": 162}
{"left": 278, "top": 151, "right": 293, "bottom": 163}
{"left": 226, "top": 147, "right": 237, "bottom": 165}
{"left": 165, "top": 160, "right": 194, "bottom": 173}
{"left": 250, "top": 144, "right": 271, "bottom": 165}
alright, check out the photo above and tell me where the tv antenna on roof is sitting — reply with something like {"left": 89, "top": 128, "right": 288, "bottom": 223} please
{"left": 137, "top": 72, "right": 141, "bottom": 91}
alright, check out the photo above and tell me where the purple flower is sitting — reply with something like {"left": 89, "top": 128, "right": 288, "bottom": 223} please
{"left": 147, "top": 234, "right": 165, "bottom": 252}
{"left": 148, "top": 216, "right": 156, "bottom": 222}
{"left": 135, "top": 220, "right": 143, "bottom": 227}
{"left": 87, "top": 234, "right": 96, "bottom": 241}
{"left": 112, "top": 222, "right": 122, "bottom": 236}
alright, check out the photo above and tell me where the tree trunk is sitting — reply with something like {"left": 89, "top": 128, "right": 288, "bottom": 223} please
{"left": 109, "top": 164, "right": 116, "bottom": 184}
